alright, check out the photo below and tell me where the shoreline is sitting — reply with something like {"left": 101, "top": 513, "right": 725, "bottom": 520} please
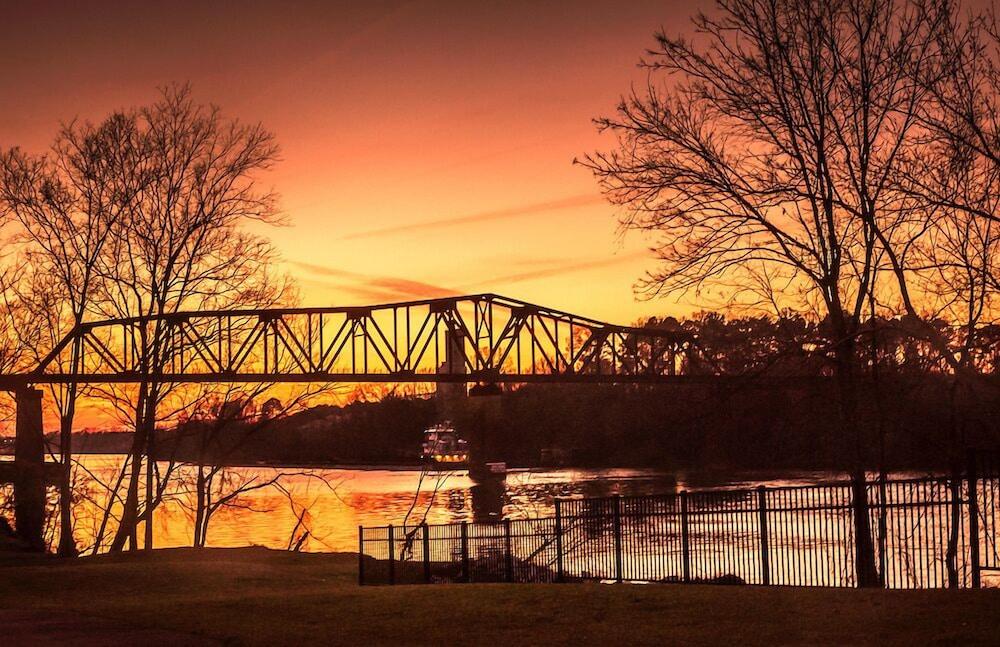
{"left": 13, "top": 454, "right": 945, "bottom": 485}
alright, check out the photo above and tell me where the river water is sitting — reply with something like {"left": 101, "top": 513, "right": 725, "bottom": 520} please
{"left": 61, "top": 455, "right": 870, "bottom": 554}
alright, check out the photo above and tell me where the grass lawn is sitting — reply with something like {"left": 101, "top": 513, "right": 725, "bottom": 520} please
{"left": 0, "top": 547, "right": 997, "bottom": 645}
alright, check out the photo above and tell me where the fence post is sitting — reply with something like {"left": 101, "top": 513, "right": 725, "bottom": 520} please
{"left": 757, "top": 486, "right": 770, "bottom": 586}
{"left": 422, "top": 522, "right": 431, "bottom": 584}
{"left": 681, "top": 491, "right": 691, "bottom": 583}
{"left": 504, "top": 518, "right": 514, "bottom": 582}
{"left": 461, "top": 521, "right": 470, "bottom": 583}
{"left": 555, "top": 499, "right": 564, "bottom": 583}
{"left": 967, "top": 448, "right": 981, "bottom": 589}
{"left": 358, "top": 526, "right": 365, "bottom": 586}
{"left": 387, "top": 524, "right": 396, "bottom": 585}
{"left": 878, "top": 474, "right": 888, "bottom": 588}
{"left": 613, "top": 495, "right": 623, "bottom": 583}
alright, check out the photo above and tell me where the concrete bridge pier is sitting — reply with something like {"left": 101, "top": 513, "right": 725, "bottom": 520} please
{"left": 466, "top": 383, "right": 502, "bottom": 480}
{"left": 13, "top": 388, "right": 46, "bottom": 551}
{"left": 434, "top": 329, "right": 507, "bottom": 520}
{"left": 466, "top": 383, "right": 505, "bottom": 521}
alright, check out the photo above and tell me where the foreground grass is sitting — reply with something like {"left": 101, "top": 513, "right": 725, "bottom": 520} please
{"left": 0, "top": 548, "right": 997, "bottom": 645}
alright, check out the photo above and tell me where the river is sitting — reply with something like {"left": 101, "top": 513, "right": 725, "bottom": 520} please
{"left": 60, "top": 455, "right": 884, "bottom": 554}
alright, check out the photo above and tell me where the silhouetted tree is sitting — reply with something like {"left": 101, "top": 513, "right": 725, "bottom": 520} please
{"left": 888, "top": 8, "right": 1000, "bottom": 585}
{"left": 83, "top": 85, "right": 287, "bottom": 553}
{"left": 580, "top": 0, "right": 952, "bottom": 586}
{"left": 0, "top": 115, "right": 142, "bottom": 555}
{"left": 170, "top": 383, "right": 330, "bottom": 548}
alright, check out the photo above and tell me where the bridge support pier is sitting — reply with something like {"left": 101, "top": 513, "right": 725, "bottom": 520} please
{"left": 13, "top": 388, "right": 46, "bottom": 551}
{"left": 467, "top": 383, "right": 505, "bottom": 521}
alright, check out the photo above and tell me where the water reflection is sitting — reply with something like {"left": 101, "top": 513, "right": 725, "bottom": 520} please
{"left": 42, "top": 456, "right": 918, "bottom": 554}
{"left": 467, "top": 474, "right": 503, "bottom": 521}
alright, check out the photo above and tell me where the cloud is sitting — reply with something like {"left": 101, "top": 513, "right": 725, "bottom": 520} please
{"left": 290, "top": 261, "right": 367, "bottom": 279}
{"left": 341, "top": 193, "right": 606, "bottom": 240}
{"left": 363, "top": 277, "right": 459, "bottom": 300}
{"left": 290, "top": 250, "right": 650, "bottom": 304}
{"left": 291, "top": 260, "right": 459, "bottom": 303}
{"left": 462, "top": 250, "right": 649, "bottom": 289}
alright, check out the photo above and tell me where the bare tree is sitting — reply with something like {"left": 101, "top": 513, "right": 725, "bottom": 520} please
{"left": 0, "top": 266, "right": 33, "bottom": 426}
{"left": 885, "top": 3, "right": 1000, "bottom": 369}
{"left": 170, "top": 382, "right": 332, "bottom": 548}
{"left": 82, "top": 85, "right": 286, "bottom": 553}
{"left": 0, "top": 115, "right": 144, "bottom": 555}
{"left": 580, "top": 0, "right": 950, "bottom": 586}
{"left": 890, "top": 8, "right": 1000, "bottom": 584}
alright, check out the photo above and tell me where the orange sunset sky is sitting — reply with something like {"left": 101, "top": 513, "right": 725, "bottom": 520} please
{"left": 1, "top": 1, "right": 704, "bottom": 330}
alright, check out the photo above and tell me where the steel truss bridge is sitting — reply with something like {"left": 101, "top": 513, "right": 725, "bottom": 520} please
{"left": 8, "top": 294, "right": 706, "bottom": 387}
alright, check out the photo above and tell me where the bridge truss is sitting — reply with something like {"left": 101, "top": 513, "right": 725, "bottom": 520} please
{"left": 23, "top": 294, "right": 703, "bottom": 385}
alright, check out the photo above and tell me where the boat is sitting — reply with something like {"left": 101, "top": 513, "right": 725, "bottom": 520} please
{"left": 421, "top": 421, "right": 468, "bottom": 466}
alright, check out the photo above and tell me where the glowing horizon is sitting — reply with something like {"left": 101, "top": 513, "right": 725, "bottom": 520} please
{"left": 0, "top": 1, "right": 707, "bottom": 430}
{"left": 0, "top": 1, "right": 703, "bottom": 325}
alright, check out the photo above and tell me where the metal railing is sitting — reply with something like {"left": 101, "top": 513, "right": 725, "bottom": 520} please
{"left": 360, "top": 459, "right": 999, "bottom": 588}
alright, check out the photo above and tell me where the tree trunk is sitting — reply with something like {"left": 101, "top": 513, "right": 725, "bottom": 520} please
{"left": 144, "top": 423, "right": 156, "bottom": 551}
{"left": 946, "top": 464, "right": 962, "bottom": 588}
{"left": 57, "top": 411, "right": 77, "bottom": 557}
{"left": 57, "top": 342, "right": 83, "bottom": 557}
{"left": 110, "top": 436, "right": 144, "bottom": 552}
{"left": 834, "top": 334, "right": 881, "bottom": 588}
{"left": 849, "top": 471, "right": 880, "bottom": 587}
{"left": 194, "top": 465, "right": 206, "bottom": 548}
{"left": 109, "top": 381, "right": 150, "bottom": 553}
{"left": 944, "top": 379, "right": 964, "bottom": 588}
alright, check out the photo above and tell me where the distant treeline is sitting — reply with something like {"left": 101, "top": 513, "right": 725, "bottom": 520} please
{"left": 71, "top": 431, "right": 135, "bottom": 455}
{"left": 638, "top": 310, "right": 1000, "bottom": 377}
{"left": 91, "top": 377, "right": 995, "bottom": 472}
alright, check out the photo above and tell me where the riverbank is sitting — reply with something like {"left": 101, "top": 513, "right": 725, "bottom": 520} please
{"left": 0, "top": 548, "right": 997, "bottom": 645}
{"left": 20, "top": 374, "right": 993, "bottom": 473}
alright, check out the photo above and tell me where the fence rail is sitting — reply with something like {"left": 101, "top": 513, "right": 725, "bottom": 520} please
{"left": 360, "top": 453, "right": 1000, "bottom": 589}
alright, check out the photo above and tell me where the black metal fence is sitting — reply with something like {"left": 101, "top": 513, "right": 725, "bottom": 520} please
{"left": 360, "top": 458, "right": 1000, "bottom": 589}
